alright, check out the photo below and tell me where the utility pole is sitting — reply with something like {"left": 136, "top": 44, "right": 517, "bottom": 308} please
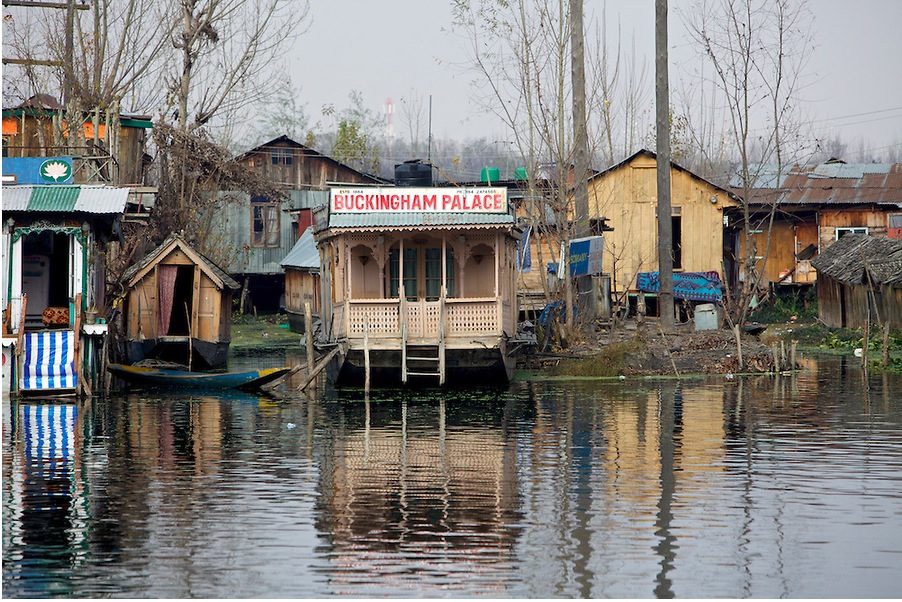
{"left": 655, "top": 0, "right": 675, "bottom": 330}
{"left": 570, "top": 0, "right": 591, "bottom": 328}
{"left": 570, "top": 0, "right": 589, "bottom": 238}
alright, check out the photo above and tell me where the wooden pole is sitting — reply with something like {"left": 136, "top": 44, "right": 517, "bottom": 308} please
{"left": 655, "top": 0, "right": 675, "bottom": 331}
{"left": 185, "top": 302, "right": 193, "bottom": 372}
{"left": 15, "top": 294, "right": 27, "bottom": 392}
{"left": 364, "top": 315, "right": 371, "bottom": 393}
{"left": 297, "top": 346, "right": 341, "bottom": 392}
{"left": 304, "top": 302, "right": 314, "bottom": 374}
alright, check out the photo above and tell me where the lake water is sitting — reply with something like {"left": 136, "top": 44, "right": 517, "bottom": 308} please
{"left": 3, "top": 353, "right": 902, "bottom": 598}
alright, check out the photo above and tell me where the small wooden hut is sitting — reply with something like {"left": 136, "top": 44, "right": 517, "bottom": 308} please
{"left": 314, "top": 184, "right": 532, "bottom": 386}
{"left": 810, "top": 234, "right": 902, "bottom": 329}
{"left": 281, "top": 227, "right": 320, "bottom": 333}
{"left": 122, "top": 234, "right": 240, "bottom": 369}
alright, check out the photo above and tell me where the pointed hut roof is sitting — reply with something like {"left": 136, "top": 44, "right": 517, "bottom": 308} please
{"left": 123, "top": 234, "right": 240, "bottom": 290}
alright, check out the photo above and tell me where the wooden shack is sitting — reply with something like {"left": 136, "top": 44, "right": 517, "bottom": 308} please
{"left": 810, "top": 234, "right": 902, "bottom": 329}
{"left": 122, "top": 235, "right": 240, "bottom": 369}
{"left": 587, "top": 149, "right": 740, "bottom": 306}
{"left": 280, "top": 227, "right": 320, "bottom": 333}
{"left": 314, "top": 185, "right": 531, "bottom": 386}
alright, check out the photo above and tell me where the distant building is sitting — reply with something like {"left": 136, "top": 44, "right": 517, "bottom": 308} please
{"left": 731, "top": 158, "right": 902, "bottom": 288}
{"left": 219, "top": 135, "right": 385, "bottom": 312}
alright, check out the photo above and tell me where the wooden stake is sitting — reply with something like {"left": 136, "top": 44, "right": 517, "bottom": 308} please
{"left": 364, "top": 315, "right": 371, "bottom": 393}
{"left": 304, "top": 302, "right": 314, "bottom": 374}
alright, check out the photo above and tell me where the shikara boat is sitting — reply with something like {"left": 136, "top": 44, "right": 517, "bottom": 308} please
{"left": 107, "top": 363, "right": 292, "bottom": 390}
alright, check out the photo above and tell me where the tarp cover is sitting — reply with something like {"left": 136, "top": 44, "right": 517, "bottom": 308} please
{"left": 636, "top": 271, "right": 723, "bottom": 302}
{"left": 21, "top": 330, "right": 77, "bottom": 390}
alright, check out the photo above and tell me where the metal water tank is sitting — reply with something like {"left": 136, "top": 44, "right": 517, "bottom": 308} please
{"left": 395, "top": 161, "right": 433, "bottom": 187}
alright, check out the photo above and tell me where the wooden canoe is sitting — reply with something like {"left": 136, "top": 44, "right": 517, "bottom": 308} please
{"left": 107, "top": 363, "right": 292, "bottom": 390}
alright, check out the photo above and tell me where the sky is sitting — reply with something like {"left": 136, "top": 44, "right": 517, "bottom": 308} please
{"left": 290, "top": 0, "right": 902, "bottom": 162}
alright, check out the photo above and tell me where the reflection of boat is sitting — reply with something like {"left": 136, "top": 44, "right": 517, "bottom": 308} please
{"left": 107, "top": 363, "right": 292, "bottom": 390}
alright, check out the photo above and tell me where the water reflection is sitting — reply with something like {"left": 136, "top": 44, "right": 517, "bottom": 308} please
{"left": 3, "top": 355, "right": 902, "bottom": 597}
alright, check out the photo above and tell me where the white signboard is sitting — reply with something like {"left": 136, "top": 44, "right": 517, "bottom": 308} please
{"left": 331, "top": 187, "right": 508, "bottom": 213}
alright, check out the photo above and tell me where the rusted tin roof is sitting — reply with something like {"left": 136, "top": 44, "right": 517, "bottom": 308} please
{"left": 733, "top": 160, "right": 902, "bottom": 206}
{"left": 810, "top": 234, "right": 902, "bottom": 286}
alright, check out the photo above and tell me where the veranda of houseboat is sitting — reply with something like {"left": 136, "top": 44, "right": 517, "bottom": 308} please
{"left": 315, "top": 188, "right": 527, "bottom": 386}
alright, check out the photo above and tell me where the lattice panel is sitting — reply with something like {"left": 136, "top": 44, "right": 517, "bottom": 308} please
{"left": 348, "top": 303, "right": 399, "bottom": 336}
{"left": 447, "top": 301, "right": 499, "bottom": 334}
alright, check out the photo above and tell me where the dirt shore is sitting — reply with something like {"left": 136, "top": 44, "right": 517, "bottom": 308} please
{"left": 521, "top": 319, "right": 797, "bottom": 377}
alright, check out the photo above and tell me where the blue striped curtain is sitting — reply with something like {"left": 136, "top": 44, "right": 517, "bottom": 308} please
{"left": 21, "top": 331, "right": 77, "bottom": 390}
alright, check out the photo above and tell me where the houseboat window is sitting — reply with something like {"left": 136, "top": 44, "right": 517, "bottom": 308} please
{"left": 425, "top": 248, "right": 455, "bottom": 299}
{"left": 836, "top": 227, "right": 868, "bottom": 240}
{"left": 271, "top": 148, "right": 292, "bottom": 165}
{"left": 251, "top": 200, "right": 280, "bottom": 247}
{"left": 388, "top": 248, "right": 418, "bottom": 300}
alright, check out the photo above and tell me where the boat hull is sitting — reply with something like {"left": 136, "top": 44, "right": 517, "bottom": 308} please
{"left": 125, "top": 337, "right": 230, "bottom": 370}
{"left": 108, "top": 364, "right": 291, "bottom": 390}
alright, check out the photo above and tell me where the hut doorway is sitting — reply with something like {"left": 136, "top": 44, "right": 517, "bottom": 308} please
{"left": 20, "top": 230, "right": 80, "bottom": 329}
{"left": 158, "top": 265, "right": 195, "bottom": 336}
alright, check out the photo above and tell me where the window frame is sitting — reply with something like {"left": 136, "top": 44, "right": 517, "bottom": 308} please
{"left": 251, "top": 200, "right": 281, "bottom": 248}
{"left": 835, "top": 227, "right": 868, "bottom": 240}
{"left": 271, "top": 147, "right": 293, "bottom": 166}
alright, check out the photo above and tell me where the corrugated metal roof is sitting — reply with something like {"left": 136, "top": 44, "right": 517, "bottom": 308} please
{"left": 737, "top": 161, "right": 902, "bottom": 206}
{"left": 1, "top": 186, "right": 32, "bottom": 210}
{"left": 28, "top": 185, "right": 80, "bottom": 211}
{"left": 1, "top": 185, "right": 130, "bottom": 213}
{"left": 328, "top": 211, "right": 516, "bottom": 229}
{"left": 281, "top": 228, "right": 319, "bottom": 270}
{"left": 74, "top": 186, "right": 130, "bottom": 213}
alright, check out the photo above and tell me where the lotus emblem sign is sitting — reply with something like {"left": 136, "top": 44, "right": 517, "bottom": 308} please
{"left": 40, "top": 159, "right": 72, "bottom": 183}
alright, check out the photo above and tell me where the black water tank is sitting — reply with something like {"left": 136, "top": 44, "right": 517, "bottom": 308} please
{"left": 395, "top": 160, "right": 433, "bottom": 187}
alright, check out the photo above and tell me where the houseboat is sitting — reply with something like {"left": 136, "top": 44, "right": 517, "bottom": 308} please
{"left": 2, "top": 184, "right": 128, "bottom": 396}
{"left": 313, "top": 184, "right": 532, "bottom": 387}
{"left": 121, "top": 234, "right": 240, "bottom": 369}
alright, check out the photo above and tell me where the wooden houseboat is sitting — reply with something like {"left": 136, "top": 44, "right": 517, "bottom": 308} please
{"left": 313, "top": 185, "right": 531, "bottom": 386}
{"left": 121, "top": 234, "right": 240, "bottom": 369}
{"left": 2, "top": 184, "right": 129, "bottom": 396}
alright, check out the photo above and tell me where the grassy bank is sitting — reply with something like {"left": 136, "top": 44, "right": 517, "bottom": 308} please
{"left": 230, "top": 312, "right": 303, "bottom": 351}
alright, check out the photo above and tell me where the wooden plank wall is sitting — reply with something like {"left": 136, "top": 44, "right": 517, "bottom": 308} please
{"left": 589, "top": 153, "right": 734, "bottom": 294}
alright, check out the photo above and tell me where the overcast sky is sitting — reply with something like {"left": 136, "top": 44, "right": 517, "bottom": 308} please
{"left": 292, "top": 0, "right": 902, "bottom": 160}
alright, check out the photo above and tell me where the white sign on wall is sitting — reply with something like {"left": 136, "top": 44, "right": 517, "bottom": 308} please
{"left": 331, "top": 187, "right": 508, "bottom": 214}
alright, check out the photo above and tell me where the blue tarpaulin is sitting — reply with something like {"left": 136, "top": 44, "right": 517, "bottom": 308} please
{"left": 636, "top": 271, "right": 723, "bottom": 302}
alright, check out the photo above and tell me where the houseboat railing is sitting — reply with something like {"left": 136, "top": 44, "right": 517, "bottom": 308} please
{"left": 344, "top": 297, "right": 502, "bottom": 342}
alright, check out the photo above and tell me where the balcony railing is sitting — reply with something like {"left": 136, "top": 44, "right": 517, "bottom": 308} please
{"left": 344, "top": 297, "right": 501, "bottom": 342}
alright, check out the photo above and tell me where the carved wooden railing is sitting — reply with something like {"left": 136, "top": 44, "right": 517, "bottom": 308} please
{"left": 345, "top": 297, "right": 501, "bottom": 342}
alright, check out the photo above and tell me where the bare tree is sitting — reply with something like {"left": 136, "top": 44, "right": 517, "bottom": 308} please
{"left": 682, "top": 0, "right": 813, "bottom": 362}
{"left": 3, "top": 0, "right": 176, "bottom": 181}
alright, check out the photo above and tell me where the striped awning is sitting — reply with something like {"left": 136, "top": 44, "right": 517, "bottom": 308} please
{"left": 2, "top": 184, "right": 129, "bottom": 214}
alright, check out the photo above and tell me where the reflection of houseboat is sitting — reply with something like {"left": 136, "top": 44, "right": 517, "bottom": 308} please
{"left": 121, "top": 234, "right": 240, "bottom": 369}
{"left": 314, "top": 182, "right": 532, "bottom": 386}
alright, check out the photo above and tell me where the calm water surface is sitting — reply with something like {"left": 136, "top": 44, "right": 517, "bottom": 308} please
{"left": 3, "top": 353, "right": 902, "bottom": 598}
